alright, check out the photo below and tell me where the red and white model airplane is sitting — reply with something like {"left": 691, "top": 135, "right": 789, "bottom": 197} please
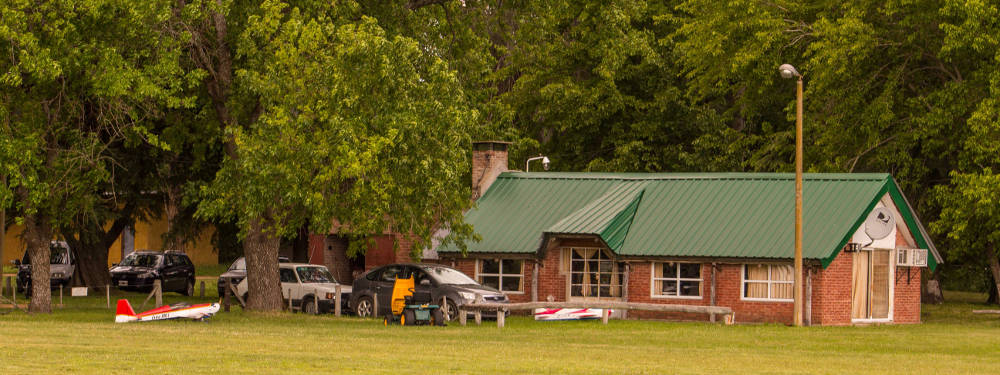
{"left": 533, "top": 308, "right": 612, "bottom": 321}
{"left": 115, "top": 299, "right": 220, "bottom": 323}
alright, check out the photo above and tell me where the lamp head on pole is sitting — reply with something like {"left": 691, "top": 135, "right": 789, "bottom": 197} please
{"left": 779, "top": 64, "right": 801, "bottom": 79}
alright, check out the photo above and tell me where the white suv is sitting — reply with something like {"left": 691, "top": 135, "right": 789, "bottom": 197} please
{"left": 235, "top": 263, "right": 351, "bottom": 314}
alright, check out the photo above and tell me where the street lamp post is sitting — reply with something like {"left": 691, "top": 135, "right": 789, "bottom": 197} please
{"left": 525, "top": 155, "right": 550, "bottom": 172}
{"left": 779, "top": 63, "right": 804, "bottom": 327}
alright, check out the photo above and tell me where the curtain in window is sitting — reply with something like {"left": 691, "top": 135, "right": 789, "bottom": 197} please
{"left": 653, "top": 263, "right": 664, "bottom": 295}
{"left": 745, "top": 265, "right": 769, "bottom": 298}
{"left": 561, "top": 248, "right": 571, "bottom": 272}
{"left": 610, "top": 262, "right": 621, "bottom": 297}
{"left": 574, "top": 248, "right": 597, "bottom": 297}
{"left": 852, "top": 251, "right": 870, "bottom": 319}
{"left": 770, "top": 265, "right": 793, "bottom": 299}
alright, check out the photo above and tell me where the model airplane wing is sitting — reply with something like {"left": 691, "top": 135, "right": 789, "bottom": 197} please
{"left": 533, "top": 308, "right": 611, "bottom": 321}
{"left": 115, "top": 299, "right": 220, "bottom": 323}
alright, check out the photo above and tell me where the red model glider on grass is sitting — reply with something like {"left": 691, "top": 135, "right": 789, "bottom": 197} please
{"left": 115, "top": 299, "right": 220, "bottom": 323}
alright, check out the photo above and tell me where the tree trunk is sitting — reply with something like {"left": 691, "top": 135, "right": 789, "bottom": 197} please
{"left": 69, "top": 239, "right": 111, "bottom": 288}
{"left": 164, "top": 184, "right": 187, "bottom": 252}
{"left": 24, "top": 214, "right": 52, "bottom": 313}
{"left": 244, "top": 218, "right": 282, "bottom": 311}
{"left": 988, "top": 246, "right": 1000, "bottom": 306}
{"left": 1, "top": 203, "right": 5, "bottom": 277}
{"left": 66, "top": 218, "right": 127, "bottom": 288}
{"left": 922, "top": 269, "right": 944, "bottom": 304}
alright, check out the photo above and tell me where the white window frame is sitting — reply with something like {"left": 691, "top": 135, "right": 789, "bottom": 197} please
{"left": 565, "top": 247, "right": 624, "bottom": 300}
{"left": 740, "top": 263, "right": 794, "bottom": 302}
{"left": 650, "top": 262, "right": 703, "bottom": 299}
{"left": 476, "top": 259, "right": 525, "bottom": 294}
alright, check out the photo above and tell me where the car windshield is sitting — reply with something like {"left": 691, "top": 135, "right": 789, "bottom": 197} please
{"left": 49, "top": 244, "right": 69, "bottom": 264}
{"left": 120, "top": 254, "right": 161, "bottom": 267}
{"left": 22, "top": 245, "right": 70, "bottom": 264}
{"left": 422, "top": 266, "right": 477, "bottom": 285}
{"left": 228, "top": 258, "right": 246, "bottom": 271}
{"left": 296, "top": 266, "right": 335, "bottom": 283}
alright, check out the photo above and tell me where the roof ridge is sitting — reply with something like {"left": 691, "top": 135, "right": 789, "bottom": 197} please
{"left": 498, "top": 171, "right": 890, "bottom": 182}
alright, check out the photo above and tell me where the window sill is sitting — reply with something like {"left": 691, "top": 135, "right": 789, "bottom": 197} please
{"left": 740, "top": 298, "right": 793, "bottom": 303}
{"left": 650, "top": 295, "right": 703, "bottom": 300}
{"left": 852, "top": 318, "right": 893, "bottom": 323}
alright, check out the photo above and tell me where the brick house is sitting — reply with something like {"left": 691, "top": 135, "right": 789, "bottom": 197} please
{"left": 433, "top": 141, "right": 941, "bottom": 325}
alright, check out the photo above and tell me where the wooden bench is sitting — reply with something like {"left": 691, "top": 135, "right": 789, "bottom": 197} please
{"left": 458, "top": 300, "right": 735, "bottom": 328}
{"left": 972, "top": 310, "right": 1000, "bottom": 315}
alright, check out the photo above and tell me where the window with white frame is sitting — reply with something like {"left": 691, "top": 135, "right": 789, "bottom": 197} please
{"left": 477, "top": 259, "right": 523, "bottom": 293}
{"left": 652, "top": 262, "right": 702, "bottom": 298}
{"left": 742, "top": 264, "right": 793, "bottom": 301}
{"left": 567, "top": 248, "right": 624, "bottom": 298}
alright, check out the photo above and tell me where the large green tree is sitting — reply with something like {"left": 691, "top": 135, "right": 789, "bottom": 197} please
{"left": 0, "top": 0, "right": 191, "bottom": 312}
{"left": 931, "top": 0, "right": 1000, "bottom": 302}
{"left": 176, "top": 0, "right": 476, "bottom": 311}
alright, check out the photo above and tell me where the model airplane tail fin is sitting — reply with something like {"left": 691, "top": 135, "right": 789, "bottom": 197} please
{"left": 116, "top": 299, "right": 136, "bottom": 316}
{"left": 115, "top": 299, "right": 138, "bottom": 323}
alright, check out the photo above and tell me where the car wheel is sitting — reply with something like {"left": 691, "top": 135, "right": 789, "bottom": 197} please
{"left": 431, "top": 308, "right": 446, "bottom": 326}
{"left": 402, "top": 309, "right": 415, "bottom": 326}
{"left": 182, "top": 279, "right": 194, "bottom": 296}
{"left": 355, "top": 296, "right": 374, "bottom": 318}
{"left": 443, "top": 299, "right": 460, "bottom": 321}
{"left": 303, "top": 297, "right": 318, "bottom": 315}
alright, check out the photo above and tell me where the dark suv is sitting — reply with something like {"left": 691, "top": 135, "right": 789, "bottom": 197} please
{"left": 110, "top": 250, "right": 196, "bottom": 295}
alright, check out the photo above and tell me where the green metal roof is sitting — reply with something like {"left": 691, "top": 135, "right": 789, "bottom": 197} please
{"left": 546, "top": 181, "right": 647, "bottom": 251}
{"left": 440, "top": 172, "right": 940, "bottom": 270}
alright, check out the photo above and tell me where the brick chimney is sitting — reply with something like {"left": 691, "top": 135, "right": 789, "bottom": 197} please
{"left": 471, "top": 141, "right": 510, "bottom": 199}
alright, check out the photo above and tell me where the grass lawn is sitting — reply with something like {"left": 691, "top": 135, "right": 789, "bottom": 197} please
{"left": 1, "top": 289, "right": 998, "bottom": 374}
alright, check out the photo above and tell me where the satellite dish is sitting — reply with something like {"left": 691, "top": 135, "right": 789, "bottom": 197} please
{"left": 864, "top": 207, "right": 895, "bottom": 240}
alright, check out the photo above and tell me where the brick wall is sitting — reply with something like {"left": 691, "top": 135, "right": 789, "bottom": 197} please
{"left": 321, "top": 235, "right": 354, "bottom": 285}
{"left": 893, "top": 266, "right": 921, "bottom": 324}
{"left": 440, "top": 257, "right": 538, "bottom": 303}
{"left": 471, "top": 141, "right": 509, "bottom": 199}
{"left": 893, "top": 228, "right": 922, "bottom": 323}
{"left": 625, "top": 262, "right": 714, "bottom": 321}
{"left": 716, "top": 263, "right": 797, "bottom": 324}
{"left": 812, "top": 250, "right": 853, "bottom": 325}
{"left": 438, "top": 243, "right": 924, "bottom": 325}
{"left": 362, "top": 235, "right": 415, "bottom": 270}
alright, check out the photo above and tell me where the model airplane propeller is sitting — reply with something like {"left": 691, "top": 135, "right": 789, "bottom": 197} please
{"left": 115, "top": 299, "right": 220, "bottom": 323}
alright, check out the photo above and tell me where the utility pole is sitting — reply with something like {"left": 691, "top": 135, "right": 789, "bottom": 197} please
{"left": 780, "top": 64, "right": 805, "bottom": 327}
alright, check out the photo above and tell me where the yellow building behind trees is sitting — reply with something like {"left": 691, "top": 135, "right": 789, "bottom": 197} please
{"left": 2, "top": 216, "right": 218, "bottom": 266}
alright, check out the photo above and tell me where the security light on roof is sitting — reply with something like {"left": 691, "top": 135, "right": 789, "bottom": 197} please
{"left": 526, "top": 155, "right": 551, "bottom": 172}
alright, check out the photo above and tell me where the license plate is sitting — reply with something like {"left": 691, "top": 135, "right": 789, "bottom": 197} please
{"left": 118, "top": 280, "right": 127, "bottom": 286}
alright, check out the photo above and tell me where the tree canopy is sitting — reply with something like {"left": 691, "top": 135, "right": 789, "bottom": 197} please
{"left": 0, "top": 0, "right": 192, "bottom": 311}
{"left": 4, "top": 0, "right": 1000, "bottom": 309}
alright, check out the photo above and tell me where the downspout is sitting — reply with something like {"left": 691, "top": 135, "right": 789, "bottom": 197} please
{"left": 622, "top": 262, "right": 630, "bottom": 319}
{"left": 805, "top": 267, "right": 813, "bottom": 326}
{"left": 710, "top": 263, "right": 718, "bottom": 323}
{"left": 531, "top": 259, "right": 539, "bottom": 302}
